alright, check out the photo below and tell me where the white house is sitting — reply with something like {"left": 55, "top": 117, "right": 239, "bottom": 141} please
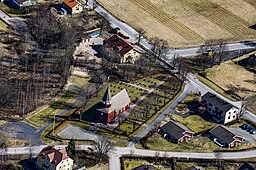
{"left": 201, "top": 92, "right": 239, "bottom": 124}
{"left": 12, "top": 0, "right": 36, "bottom": 8}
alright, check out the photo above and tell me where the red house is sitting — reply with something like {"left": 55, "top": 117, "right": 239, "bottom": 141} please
{"left": 158, "top": 121, "right": 194, "bottom": 144}
{"left": 95, "top": 86, "right": 131, "bottom": 124}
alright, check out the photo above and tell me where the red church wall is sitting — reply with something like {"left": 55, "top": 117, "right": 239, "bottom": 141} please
{"left": 107, "top": 110, "right": 116, "bottom": 124}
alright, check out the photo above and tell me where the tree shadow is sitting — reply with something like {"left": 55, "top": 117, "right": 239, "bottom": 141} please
{"left": 249, "top": 24, "right": 256, "bottom": 30}
{"left": 81, "top": 102, "right": 102, "bottom": 122}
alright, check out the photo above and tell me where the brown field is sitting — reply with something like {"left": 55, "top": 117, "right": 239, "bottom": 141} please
{"left": 204, "top": 55, "right": 256, "bottom": 99}
{"left": 97, "top": 0, "right": 256, "bottom": 48}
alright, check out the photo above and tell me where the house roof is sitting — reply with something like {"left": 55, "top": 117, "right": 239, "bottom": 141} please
{"left": 185, "top": 166, "right": 205, "bottom": 170}
{"left": 102, "top": 86, "right": 111, "bottom": 103}
{"left": 160, "top": 121, "right": 193, "bottom": 140}
{"left": 38, "top": 146, "right": 70, "bottom": 167}
{"left": 104, "top": 34, "right": 133, "bottom": 57}
{"left": 209, "top": 125, "right": 239, "bottom": 145}
{"left": 63, "top": 0, "right": 80, "bottom": 8}
{"left": 238, "top": 162, "right": 256, "bottom": 170}
{"left": 202, "top": 92, "right": 235, "bottom": 113}
{"left": 97, "top": 88, "right": 131, "bottom": 114}
{"left": 111, "top": 89, "right": 131, "bottom": 112}
{"left": 132, "top": 165, "right": 156, "bottom": 170}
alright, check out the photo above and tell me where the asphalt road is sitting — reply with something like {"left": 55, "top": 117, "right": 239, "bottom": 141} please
{"left": 85, "top": 0, "right": 256, "bottom": 59}
{"left": 0, "top": 122, "right": 43, "bottom": 146}
{"left": 186, "top": 73, "right": 256, "bottom": 122}
{"left": 3, "top": 144, "right": 256, "bottom": 170}
{"left": 128, "top": 82, "right": 197, "bottom": 147}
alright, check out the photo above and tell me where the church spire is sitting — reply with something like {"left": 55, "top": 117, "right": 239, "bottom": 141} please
{"left": 102, "top": 86, "right": 111, "bottom": 107}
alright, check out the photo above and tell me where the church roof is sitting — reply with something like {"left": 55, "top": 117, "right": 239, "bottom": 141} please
{"left": 111, "top": 89, "right": 131, "bottom": 112}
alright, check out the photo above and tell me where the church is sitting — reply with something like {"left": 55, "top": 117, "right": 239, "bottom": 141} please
{"left": 95, "top": 87, "right": 131, "bottom": 124}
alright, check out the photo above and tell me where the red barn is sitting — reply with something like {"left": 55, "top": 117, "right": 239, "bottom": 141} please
{"left": 95, "top": 87, "right": 131, "bottom": 124}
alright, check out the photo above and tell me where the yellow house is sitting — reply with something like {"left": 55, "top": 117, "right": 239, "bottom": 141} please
{"left": 37, "top": 146, "right": 73, "bottom": 170}
{"left": 104, "top": 34, "right": 141, "bottom": 64}
{"left": 63, "top": 0, "right": 83, "bottom": 15}
{"left": 121, "top": 49, "right": 140, "bottom": 64}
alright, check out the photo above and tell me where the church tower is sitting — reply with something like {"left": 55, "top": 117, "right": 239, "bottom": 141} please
{"left": 102, "top": 86, "right": 112, "bottom": 108}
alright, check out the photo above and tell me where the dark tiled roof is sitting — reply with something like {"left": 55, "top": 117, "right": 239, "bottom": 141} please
{"left": 132, "top": 165, "right": 156, "bottom": 170}
{"left": 202, "top": 92, "right": 235, "bottom": 112}
{"left": 160, "top": 121, "right": 191, "bottom": 140}
{"left": 209, "top": 125, "right": 236, "bottom": 145}
{"left": 238, "top": 162, "right": 256, "bottom": 170}
{"left": 104, "top": 34, "right": 133, "bottom": 57}
{"left": 102, "top": 86, "right": 111, "bottom": 103}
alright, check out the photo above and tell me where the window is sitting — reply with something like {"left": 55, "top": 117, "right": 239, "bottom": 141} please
{"left": 228, "top": 116, "right": 231, "bottom": 119}
{"left": 233, "top": 115, "right": 236, "bottom": 118}
{"left": 209, "top": 103, "right": 212, "bottom": 107}
{"left": 229, "top": 112, "right": 231, "bottom": 115}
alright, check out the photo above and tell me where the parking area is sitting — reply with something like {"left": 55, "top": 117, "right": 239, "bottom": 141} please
{"left": 231, "top": 127, "right": 256, "bottom": 144}
{"left": 58, "top": 125, "right": 99, "bottom": 141}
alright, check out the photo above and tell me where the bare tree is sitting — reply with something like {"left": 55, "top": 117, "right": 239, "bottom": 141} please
{"left": 99, "top": 13, "right": 109, "bottom": 35}
{"left": 92, "top": 0, "right": 98, "bottom": 10}
{"left": 137, "top": 28, "right": 146, "bottom": 43}
{"left": 214, "top": 152, "right": 224, "bottom": 170}
{"left": 93, "top": 136, "right": 114, "bottom": 161}
{"left": 216, "top": 40, "right": 227, "bottom": 65}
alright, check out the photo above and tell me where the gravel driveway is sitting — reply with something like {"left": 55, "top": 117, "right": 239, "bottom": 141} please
{"left": 58, "top": 125, "right": 99, "bottom": 141}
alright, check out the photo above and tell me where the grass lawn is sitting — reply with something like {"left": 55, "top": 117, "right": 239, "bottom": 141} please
{"left": 0, "top": 20, "right": 8, "bottom": 31}
{"left": 110, "top": 82, "right": 147, "bottom": 103}
{"left": 171, "top": 115, "right": 217, "bottom": 134}
{"left": 204, "top": 59, "right": 255, "bottom": 99}
{"left": 196, "top": 73, "right": 237, "bottom": 101}
{"left": 61, "top": 74, "right": 182, "bottom": 141}
{"left": 69, "top": 75, "right": 91, "bottom": 88}
{"left": 136, "top": 133, "right": 256, "bottom": 152}
{"left": 123, "top": 158, "right": 169, "bottom": 170}
{"left": 25, "top": 90, "right": 79, "bottom": 128}
{"left": 26, "top": 75, "right": 91, "bottom": 128}
{"left": 176, "top": 93, "right": 200, "bottom": 114}
{"left": 0, "top": 3, "right": 26, "bottom": 16}
{"left": 131, "top": 74, "right": 164, "bottom": 89}
{"left": 176, "top": 162, "right": 216, "bottom": 170}
{"left": 246, "top": 99, "right": 256, "bottom": 114}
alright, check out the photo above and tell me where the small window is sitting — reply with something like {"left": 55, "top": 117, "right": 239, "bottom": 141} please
{"left": 233, "top": 115, "right": 236, "bottom": 118}
{"left": 228, "top": 116, "right": 231, "bottom": 119}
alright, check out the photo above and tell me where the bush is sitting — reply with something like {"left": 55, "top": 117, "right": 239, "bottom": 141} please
{"left": 199, "top": 71, "right": 207, "bottom": 77}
